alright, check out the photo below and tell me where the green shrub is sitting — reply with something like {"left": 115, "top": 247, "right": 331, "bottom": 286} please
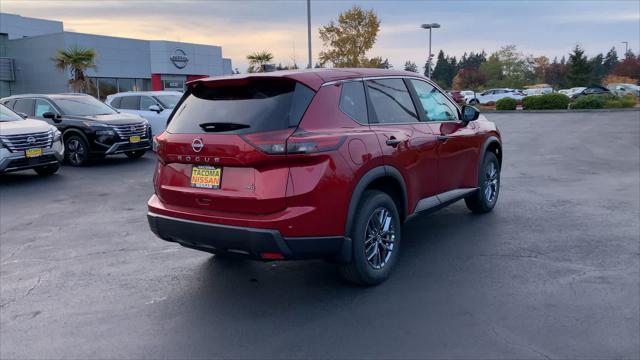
{"left": 571, "top": 94, "right": 609, "bottom": 109}
{"left": 496, "top": 97, "right": 517, "bottom": 110}
{"left": 604, "top": 94, "right": 637, "bottom": 108}
{"left": 523, "top": 93, "right": 570, "bottom": 110}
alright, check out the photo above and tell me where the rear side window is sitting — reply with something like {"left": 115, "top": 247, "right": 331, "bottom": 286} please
{"left": 14, "top": 99, "right": 35, "bottom": 116}
{"left": 167, "top": 79, "right": 315, "bottom": 134}
{"left": 366, "top": 79, "right": 418, "bottom": 124}
{"left": 339, "top": 81, "right": 368, "bottom": 123}
{"left": 120, "top": 96, "right": 140, "bottom": 110}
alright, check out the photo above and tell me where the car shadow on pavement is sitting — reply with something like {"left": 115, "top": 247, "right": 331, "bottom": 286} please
{"left": 88, "top": 153, "right": 156, "bottom": 168}
{"left": 149, "top": 204, "right": 498, "bottom": 357}
{"left": 0, "top": 171, "right": 67, "bottom": 187}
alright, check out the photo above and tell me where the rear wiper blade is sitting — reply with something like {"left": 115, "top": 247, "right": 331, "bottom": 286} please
{"left": 198, "top": 122, "right": 250, "bottom": 132}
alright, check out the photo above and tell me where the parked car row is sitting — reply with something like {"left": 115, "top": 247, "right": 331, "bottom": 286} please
{"left": 448, "top": 83, "right": 637, "bottom": 107}
{"left": 2, "top": 69, "right": 504, "bottom": 285}
{"left": 0, "top": 93, "right": 152, "bottom": 174}
{"left": 606, "top": 83, "right": 640, "bottom": 97}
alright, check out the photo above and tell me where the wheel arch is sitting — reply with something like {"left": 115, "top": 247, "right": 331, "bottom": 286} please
{"left": 482, "top": 135, "right": 502, "bottom": 167}
{"left": 345, "top": 165, "right": 408, "bottom": 237}
{"left": 62, "top": 127, "right": 90, "bottom": 144}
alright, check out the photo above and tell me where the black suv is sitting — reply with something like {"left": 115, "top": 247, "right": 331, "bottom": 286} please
{"left": 1, "top": 94, "right": 151, "bottom": 166}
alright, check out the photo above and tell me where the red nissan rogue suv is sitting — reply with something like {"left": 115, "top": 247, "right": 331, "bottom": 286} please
{"left": 148, "top": 69, "right": 502, "bottom": 285}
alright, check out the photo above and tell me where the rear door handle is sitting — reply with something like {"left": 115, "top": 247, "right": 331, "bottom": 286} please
{"left": 436, "top": 135, "right": 449, "bottom": 142}
{"left": 385, "top": 138, "right": 401, "bottom": 147}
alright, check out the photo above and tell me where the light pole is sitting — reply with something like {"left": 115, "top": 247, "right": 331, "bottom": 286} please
{"left": 622, "top": 41, "right": 629, "bottom": 57}
{"left": 421, "top": 23, "right": 440, "bottom": 78}
{"left": 307, "top": 0, "right": 312, "bottom": 69}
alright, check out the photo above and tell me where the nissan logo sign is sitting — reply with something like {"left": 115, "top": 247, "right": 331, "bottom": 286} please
{"left": 192, "top": 138, "right": 204, "bottom": 153}
{"left": 170, "top": 49, "right": 189, "bottom": 69}
{"left": 27, "top": 136, "right": 36, "bottom": 144}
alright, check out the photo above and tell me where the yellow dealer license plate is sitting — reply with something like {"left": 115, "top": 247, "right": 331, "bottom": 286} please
{"left": 25, "top": 148, "right": 42, "bottom": 158}
{"left": 190, "top": 165, "right": 222, "bottom": 189}
{"left": 129, "top": 135, "right": 141, "bottom": 143}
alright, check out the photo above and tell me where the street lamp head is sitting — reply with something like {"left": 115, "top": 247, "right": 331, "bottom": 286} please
{"left": 421, "top": 23, "right": 441, "bottom": 29}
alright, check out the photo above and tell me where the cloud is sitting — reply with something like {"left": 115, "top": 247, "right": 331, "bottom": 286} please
{"left": 545, "top": 11, "right": 640, "bottom": 24}
{"left": 2, "top": 0, "right": 639, "bottom": 72}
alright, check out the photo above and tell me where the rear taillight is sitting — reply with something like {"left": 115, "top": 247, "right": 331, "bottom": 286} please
{"left": 241, "top": 129, "right": 294, "bottom": 155}
{"left": 241, "top": 129, "right": 345, "bottom": 155}
{"left": 286, "top": 132, "right": 346, "bottom": 154}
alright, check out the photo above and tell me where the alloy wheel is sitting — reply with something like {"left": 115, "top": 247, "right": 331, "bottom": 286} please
{"left": 484, "top": 161, "right": 499, "bottom": 203}
{"left": 364, "top": 207, "right": 396, "bottom": 270}
{"left": 67, "top": 139, "right": 86, "bottom": 165}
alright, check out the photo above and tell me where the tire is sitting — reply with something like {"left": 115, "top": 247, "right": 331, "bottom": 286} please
{"left": 469, "top": 99, "right": 479, "bottom": 105}
{"left": 34, "top": 163, "right": 60, "bottom": 176}
{"left": 465, "top": 152, "right": 500, "bottom": 213}
{"left": 340, "top": 190, "right": 402, "bottom": 286}
{"left": 125, "top": 150, "right": 146, "bottom": 159}
{"left": 64, "top": 135, "right": 91, "bottom": 166}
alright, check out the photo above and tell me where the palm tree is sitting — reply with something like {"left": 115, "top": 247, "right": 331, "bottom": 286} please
{"left": 53, "top": 46, "right": 96, "bottom": 93}
{"left": 246, "top": 51, "right": 274, "bottom": 73}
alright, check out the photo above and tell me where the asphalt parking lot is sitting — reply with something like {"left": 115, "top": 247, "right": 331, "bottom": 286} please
{"left": 1, "top": 111, "right": 639, "bottom": 359}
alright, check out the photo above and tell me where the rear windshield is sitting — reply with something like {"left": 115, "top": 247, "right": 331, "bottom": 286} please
{"left": 166, "top": 78, "right": 315, "bottom": 134}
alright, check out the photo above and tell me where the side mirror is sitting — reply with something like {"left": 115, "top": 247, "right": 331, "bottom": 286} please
{"left": 148, "top": 105, "right": 162, "bottom": 113}
{"left": 461, "top": 105, "right": 480, "bottom": 123}
{"left": 42, "top": 111, "right": 62, "bottom": 123}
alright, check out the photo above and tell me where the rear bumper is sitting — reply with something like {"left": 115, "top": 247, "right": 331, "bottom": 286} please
{"left": 147, "top": 211, "right": 350, "bottom": 261}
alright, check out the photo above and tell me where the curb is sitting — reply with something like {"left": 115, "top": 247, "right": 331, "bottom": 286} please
{"left": 483, "top": 108, "right": 640, "bottom": 114}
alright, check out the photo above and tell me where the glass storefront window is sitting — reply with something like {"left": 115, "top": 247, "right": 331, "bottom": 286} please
{"left": 87, "top": 77, "right": 152, "bottom": 100}
{"left": 86, "top": 78, "right": 98, "bottom": 98}
{"left": 97, "top": 78, "right": 117, "bottom": 100}
{"left": 163, "top": 80, "right": 184, "bottom": 91}
{"left": 117, "top": 78, "right": 135, "bottom": 93}
{"left": 135, "top": 79, "right": 151, "bottom": 91}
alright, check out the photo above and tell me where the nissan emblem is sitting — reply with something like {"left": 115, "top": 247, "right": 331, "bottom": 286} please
{"left": 192, "top": 138, "right": 204, "bottom": 153}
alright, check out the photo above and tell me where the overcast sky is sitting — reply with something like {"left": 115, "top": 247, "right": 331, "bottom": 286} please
{"left": 2, "top": 0, "right": 639, "bottom": 71}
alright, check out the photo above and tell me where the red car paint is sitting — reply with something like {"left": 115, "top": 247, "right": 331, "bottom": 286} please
{"left": 148, "top": 69, "right": 501, "bottom": 261}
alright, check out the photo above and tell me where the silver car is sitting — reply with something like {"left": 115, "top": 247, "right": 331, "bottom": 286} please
{"left": 0, "top": 104, "right": 64, "bottom": 175}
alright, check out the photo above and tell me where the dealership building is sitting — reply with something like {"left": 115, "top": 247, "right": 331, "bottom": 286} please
{"left": 0, "top": 13, "right": 234, "bottom": 99}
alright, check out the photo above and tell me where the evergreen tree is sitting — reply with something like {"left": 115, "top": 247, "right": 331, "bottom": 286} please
{"left": 479, "top": 53, "right": 504, "bottom": 88}
{"left": 588, "top": 53, "right": 606, "bottom": 85}
{"left": 431, "top": 50, "right": 451, "bottom": 88}
{"left": 378, "top": 58, "right": 392, "bottom": 69}
{"left": 603, "top": 47, "right": 619, "bottom": 74}
{"left": 403, "top": 60, "right": 418, "bottom": 73}
{"left": 567, "top": 45, "right": 592, "bottom": 86}
{"left": 448, "top": 56, "right": 458, "bottom": 84}
{"left": 458, "top": 51, "right": 486, "bottom": 70}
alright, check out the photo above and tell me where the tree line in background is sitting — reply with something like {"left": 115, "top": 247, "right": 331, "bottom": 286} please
{"left": 245, "top": 5, "right": 639, "bottom": 91}
{"left": 419, "top": 45, "right": 639, "bottom": 91}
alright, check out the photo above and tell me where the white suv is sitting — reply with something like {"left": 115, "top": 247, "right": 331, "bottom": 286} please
{"left": 0, "top": 104, "right": 64, "bottom": 175}
{"left": 105, "top": 91, "right": 182, "bottom": 137}
{"left": 466, "top": 88, "right": 524, "bottom": 105}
